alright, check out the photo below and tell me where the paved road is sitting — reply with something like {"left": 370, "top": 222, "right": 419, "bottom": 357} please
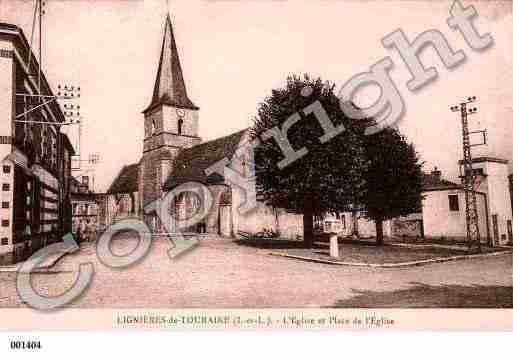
{"left": 0, "top": 236, "right": 512, "bottom": 308}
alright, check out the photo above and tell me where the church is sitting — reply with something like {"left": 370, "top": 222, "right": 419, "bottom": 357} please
{"left": 106, "top": 14, "right": 303, "bottom": 239}
{"left": 106, "top": 13, "right": 513, "bottom": 245}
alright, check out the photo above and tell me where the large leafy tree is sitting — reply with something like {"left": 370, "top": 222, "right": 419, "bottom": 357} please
{"left": 362, "top": 126, "right": 424, "bottom": 245}
{"left": 251, "top": 75, "right": 368, "bottom": 248}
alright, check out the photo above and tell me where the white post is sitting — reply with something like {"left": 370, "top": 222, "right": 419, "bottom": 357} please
{"left": 329, "top": 234, "right": 339, "bottom": 258}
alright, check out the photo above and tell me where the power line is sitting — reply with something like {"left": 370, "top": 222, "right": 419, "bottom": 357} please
{"left": 450, "top": 96, "right": 487, "bottom": 252}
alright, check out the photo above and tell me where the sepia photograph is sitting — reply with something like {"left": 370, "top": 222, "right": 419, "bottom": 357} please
{"left": 0, "top": 0, "right": 512, "bottom": 339}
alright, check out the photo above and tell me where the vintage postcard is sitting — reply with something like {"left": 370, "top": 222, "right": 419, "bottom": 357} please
{"left": 0, "top": 0, "right": 512, "bottom": 338}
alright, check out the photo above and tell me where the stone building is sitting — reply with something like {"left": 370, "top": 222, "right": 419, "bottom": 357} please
{"left": 105, "top": 163, "right": 141, "bottom": 228}
{"left": 0, "top": 23, "right": 75, "bottom": 264}
{"left": 70, "top": 176, "right": 101, "bottom": 242}
{"left": 107, "top": 14, "right": 302, "bottom": 239}
{"left": 61, "top": 133, "right": 75, "bottom": 235}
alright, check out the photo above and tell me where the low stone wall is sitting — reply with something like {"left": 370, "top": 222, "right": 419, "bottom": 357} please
{"left": 392, "top": 219, "right": 423, "bottom": 238}
{"left": 237, "top": 203, "right": 303, "bottom": 240}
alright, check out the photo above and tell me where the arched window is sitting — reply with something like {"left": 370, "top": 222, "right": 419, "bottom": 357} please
{"left": 151, "top": 119, "right": 156, "bottom": 135}
{"left": 178, "top": 118, "right": 183, "bottom": 135}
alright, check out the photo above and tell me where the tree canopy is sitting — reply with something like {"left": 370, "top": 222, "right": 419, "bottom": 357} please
{"left": 251, "top": 75, "right": 368, "bottom": 247}
{"left": 362, "top": 126, "right": 424, "bottom": 244}
{"left": 251, "top": 74, "right": 424, "bottom": 247}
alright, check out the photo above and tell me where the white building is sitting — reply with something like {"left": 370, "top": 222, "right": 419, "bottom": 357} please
{"left": 422, "top": 158, "right": 513, "bottom": 245}
{"left": 321, "top": 158, "right": 513, "bottom": 246}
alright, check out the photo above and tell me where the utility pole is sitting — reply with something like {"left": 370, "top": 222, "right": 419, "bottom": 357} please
{"left": 38, "top": 0, "right": 43, "bottom": 92}
{"left": 72, "top": 153, "right": 101, "bottom": 193}
{"left": 15, "top": 0, "right": 84, "bottom": 239}
{"left": 16, "top": 84, "right": 81, "bottom": 237}
{"left": 58, "top": 84, "right": 82, "bottom": 159}
{"left": 450, "top": 96, "right": 487, "bottom": 252}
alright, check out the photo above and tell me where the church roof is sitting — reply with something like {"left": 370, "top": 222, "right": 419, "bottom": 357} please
{"left": 108, "top": 163, "right": 139, "bottom": 194}
{"left": 163, "top": 129, "right": 247, "bottom": 190}
{"left": 143, "top": 14, "right": 198, "bottom": 114}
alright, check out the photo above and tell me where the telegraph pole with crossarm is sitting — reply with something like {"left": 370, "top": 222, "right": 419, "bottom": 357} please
{"left": 450, "top": 96, "right": 487, "bottom": 253}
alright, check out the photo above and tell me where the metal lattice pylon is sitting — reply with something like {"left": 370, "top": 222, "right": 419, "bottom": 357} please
{"left": 451, "top": 97, "right": 486, "bottom": 252}
{"left": 459, "top": 102, "right": 481, "bottom": 251}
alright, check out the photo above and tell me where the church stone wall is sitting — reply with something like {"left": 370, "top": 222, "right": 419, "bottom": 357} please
{"left": 143, "top": 133, "right": 200, "bottom": 152}
{"left": 141, "top": 148, "right": 177, "bottom": 206}
{"left": 235, "top": 202, "right": 303, "bottom": 240}
{"left": 144, "top": 107, "right": 163, "bottom": 138}
{"left": 226, "top": 132, "right": 303, "bottom": 240}
{"left": 219, "top": 205, "right": 231, "bottom": 237}
{"left": 204, "top": 184, "right": 230, "bottom": 235}
{"left": 162, "top": 106, "right": 199, "bottom": 137}
{"left": 141, "top": 102, "right": 200, "bottom": 212}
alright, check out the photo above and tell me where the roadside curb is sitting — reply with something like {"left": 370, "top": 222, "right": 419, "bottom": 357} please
{"left": 0, "top": 247, "right": 76, "bottom": 273}
{"left": 269, "top": 249, "right": 513, "bottom": 268}
{"left": 389, "top": 242, "right": 469, "bottom": 251}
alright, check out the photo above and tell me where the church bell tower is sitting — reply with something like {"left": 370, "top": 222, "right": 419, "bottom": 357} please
{"left": 140, "top": 13, "right": 201, "bottom": 211}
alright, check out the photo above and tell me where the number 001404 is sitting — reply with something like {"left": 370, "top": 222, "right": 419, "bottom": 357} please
{"left": 10, "top": 341, "right": 41, "bottom": 350}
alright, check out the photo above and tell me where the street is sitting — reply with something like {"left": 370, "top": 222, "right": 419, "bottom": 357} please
{"left": 0, "top": 235, "right": 512, "bottom": 308}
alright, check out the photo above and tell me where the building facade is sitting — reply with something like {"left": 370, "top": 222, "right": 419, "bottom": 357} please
{"left": 0, "top": 23, "right": 74, "bottom": 264}
{"left": 322, "top": 162, "right": 513, "bottom": 245}
{"left": 107, "top": 14, "right": 302, "bottom": 240}
{"left": 105, "top": 163, "right": 141, "bottom": 228}
{"left": 70, "top": 176, "right": 102, "bottom": 242}
{"left": 421, "top": 159, "right": 513, "bottom": 245}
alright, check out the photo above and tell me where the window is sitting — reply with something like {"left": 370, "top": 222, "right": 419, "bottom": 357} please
{"left": 1, "top": 202, "right": 9, "bottom": 209}
{"left": 2, "top": 184, "right": 9, "bottom": 191}
{"left": 51, "top": 135, "right": 57, "bottom": 167}
{"left": 151, "top": 119, "right": 156, "bottom": 135}
{"left": 1, "top": 220, "right": 9, "bottom": 227}
{"left": 1, "top": 238, "right": 7, "bottom": 245}
{"left": 2, "top": 165, "right": 10, "bottom": 174}
{"left": 448, "top": 195, "right": 459, "bottom": 211}
{"left": 41, "top": 125, "right": 47, "bottom": 157}
{"left": 473, "top": 168, "right": 484, "bottom": 176}
{"left": 178, "top": 118, "right": 183, "bottom": 135}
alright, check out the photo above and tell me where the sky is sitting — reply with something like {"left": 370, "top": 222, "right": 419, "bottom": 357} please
{"left": 1, "top": 0, "right": 512, "bottom": 192}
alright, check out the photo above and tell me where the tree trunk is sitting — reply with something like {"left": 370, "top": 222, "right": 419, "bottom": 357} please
{"left": 303, "top": 197, "right": 314, "bottom": 249}
{"left": 352, "top": 211, "right": 359, "bottom": 237}
{"left": 273, "top": 206, "right": 280, "bottom": 236}
{"left": 375, "top": 218, "right": 384, "bottom": 246}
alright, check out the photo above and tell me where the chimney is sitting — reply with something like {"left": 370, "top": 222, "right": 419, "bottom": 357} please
{"left": 432, "top": 167, "right": 441, "bottom": 184}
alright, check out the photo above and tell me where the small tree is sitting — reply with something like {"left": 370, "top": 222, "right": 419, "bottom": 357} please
{"left": 251, "top": 75, "right": 367, "bottom": 248}
{"left": 362, "top": 127, "right": 424, "bottom": 245}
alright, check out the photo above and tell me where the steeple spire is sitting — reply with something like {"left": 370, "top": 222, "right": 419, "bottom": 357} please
{"left": 144, "top": 14, "right": 198, "bottom": 113}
